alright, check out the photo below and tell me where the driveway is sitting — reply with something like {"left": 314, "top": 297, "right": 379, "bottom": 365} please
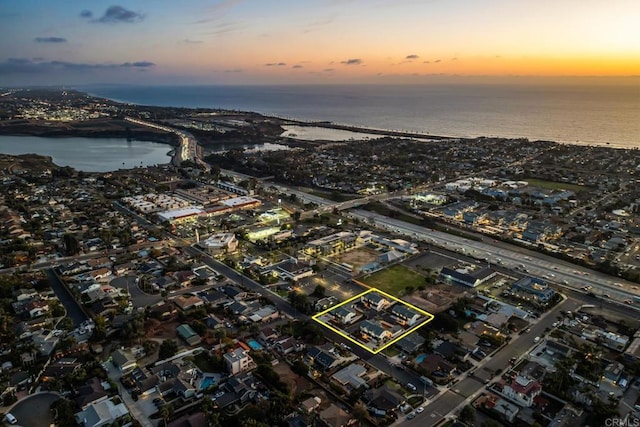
{"left": 8, "top": 392, "right": 59, "bottom": 427}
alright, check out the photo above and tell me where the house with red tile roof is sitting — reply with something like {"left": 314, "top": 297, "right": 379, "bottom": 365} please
{"left": 499, "top": 375, "right": 542, "bottom": 407}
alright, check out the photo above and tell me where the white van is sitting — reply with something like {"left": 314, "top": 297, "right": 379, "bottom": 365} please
{"left": 4, "top": 413, "right": 17, "bottom": 425}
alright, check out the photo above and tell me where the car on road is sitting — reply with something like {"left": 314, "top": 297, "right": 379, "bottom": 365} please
{"left": 406, "top": 383, "right": 417, "bottom": 392}
{"left": 534, "top": 336, "right": 541, "bottom": 343}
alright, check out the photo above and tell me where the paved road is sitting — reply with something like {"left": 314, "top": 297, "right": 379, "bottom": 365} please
{"left": 401, "top": 297, "right": 577, "bottom": 426}
{"left": 8, "top": 392, "right": 59, "bottom": 427}
{"left": 46, "top": 268, "right": 89, "bottom": 327}
{"left": 110, "top": 276, "right": 162, "bottom": 308}
{"left": 183, "top": 245, "right": 438, "bottom": 398}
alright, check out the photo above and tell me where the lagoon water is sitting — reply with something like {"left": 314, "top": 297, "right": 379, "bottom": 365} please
{"left": 0, "top": 136, "right": 172, "bottom": 172}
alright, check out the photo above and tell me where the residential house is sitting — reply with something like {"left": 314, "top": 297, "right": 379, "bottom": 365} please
{"left": 167, "top": 412, "right": 207, "bottom": 427}
{"left": 275, "top": 260, "right": 314, "bottom": 282}
{"left": 476, "top": 393, "right": 519, "bottom": 424}
{"left": 75, "top": 397, "right": 129, "bottom": 427}
{"left": 360, "top": 320, "right": 391, "bottom": 343}
{"left": 88, "top": 268, "right": 112, "bottom": 281}
{"left": 499, "top": 375, "right": 542, "bottom": 407}
{"left": 13, "top": 289, "right": 39, "bottom": 302}
{"left": 332, "top": 363, "right": 367, "bottom": 390}
{"left": 25, "top": 300, "right": 49, "bottom": 318}
{"left": 259, "top": 326, "right": 279, "bottom": 343}
{"left": 197, "top": 290, "right": 229, "bottom": 308}
{"left": 248, "top": 305, "right": 279, "bottom": 323}
{"left": 41, "top": 359, "right": 81, "bottom": 382}
{"left": 205, "top": 314, "right": 225, "bottom": 330}
{"left": 220, "top": 285, "right": 247, "bottom": 301}
{"left": 434, "top": 341, "right": 469, "bottom": 362}
{"left": 158, "top": 377, "right": 197, "bottom": 399}
{"left": 364, "top": 385, "right": 405, "bottom": 416}
{"left": 215, "top": 373, "right": 258, "bottom": 409}
{"left": 361, "top": 292, "right": 388, "bottom": 311}
{"left": 276, "top": 336, "right": 302, "bottom": 355}
{"left": 419, "top": 354, "right": 456, "bottom": 379}
{"left": 172, "top": 270, "right": 196, "bottom": 287}
{"left": 300, "top": 396, "right": 322, "bottom": 413}
{"left": 485, "top": 313, "right": 510, "bottom": 329}
{"left": 332, "top": 306, "right": 357, "bottom": 325}
{"left": 395, "top": 333, "right": 425, "bottom": 354}
{"left": 511, "top": 277, "right": 556, "bottom": 303}
{"left": 391, "top": 304, "right": 421, "bottom": 326}
{"left": 75, "top": 378, "right": 109, "bottom": 410}
{"left": 130, "top": 367, "right": 160, "bottom": 395}
{"left": 111, "top": 349, "right": 137, "bottom": 374}
{"left": 177, "top": 324, "right": 202, "bottom": 346}
{"left": 306, "top": 347, "right": 338, "bottom": 372}
{"left": 150, "top": 276, "right": 176, "bottom": 291}
{"left": 173, "top": 294, "right": 205, "bottom": 311}
{"left": 438, "top": 266, "right": 496, "bottom": 288}
{"left": 227, "top": 301, "right": 249, "bottom": 315}
{"left": 148, "top": 301, "right": 178, "bottom": 320}
{"left": 224, "top": 348, "right": 254, "bottom": 375}
{"left": 318, "top": 403, "right": 357, "bottom": 427}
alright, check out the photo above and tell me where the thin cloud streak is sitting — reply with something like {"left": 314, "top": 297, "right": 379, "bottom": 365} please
{"left": 35, "top": 37, "right": 67, "bottom": 43}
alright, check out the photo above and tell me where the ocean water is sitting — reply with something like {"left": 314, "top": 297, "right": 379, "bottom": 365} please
{"left": 85, "top": 84, "right": 640, "bottom": 148}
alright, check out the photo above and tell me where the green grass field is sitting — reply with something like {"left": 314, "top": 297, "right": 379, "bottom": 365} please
{"left": 523, "top": 178, "right": 591, "bottom": 193}
{"left": 361, "top": 264, "right": 426, "bottom": 297}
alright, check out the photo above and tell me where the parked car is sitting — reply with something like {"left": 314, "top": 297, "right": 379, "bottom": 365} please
{"left": 4, "top": 413, "right": 17, "bottom": 425}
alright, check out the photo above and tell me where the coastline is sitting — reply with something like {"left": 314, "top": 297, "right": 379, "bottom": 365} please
{"left": 82, "top": 84, "right": 639, "bottom": 149}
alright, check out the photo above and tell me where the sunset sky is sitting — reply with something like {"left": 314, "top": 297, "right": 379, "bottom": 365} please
{"left": 1, "top": 0, "right": 639, "bottom": 85}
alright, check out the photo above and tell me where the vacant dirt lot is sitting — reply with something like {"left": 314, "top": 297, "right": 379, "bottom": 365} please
{"left": 146, "top": 318, "right": 180, "bottom": 340}
{"left": 272, "top": 362, "right": 313, "bottom": 395}
{"left": 332, "top": 247, "right": 379, "bottom": 269}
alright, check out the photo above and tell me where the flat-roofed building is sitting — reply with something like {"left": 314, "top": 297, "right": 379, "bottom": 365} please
{"left": 224, "top": 348, "right": 253, "bottom": 375}
{"left": 199, "top": 233, "right": 238, "bottom": 255}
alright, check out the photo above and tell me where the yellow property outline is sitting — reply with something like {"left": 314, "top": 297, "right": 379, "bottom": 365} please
{"left": 312, "top": 287, "right": 434, "bottom": 354}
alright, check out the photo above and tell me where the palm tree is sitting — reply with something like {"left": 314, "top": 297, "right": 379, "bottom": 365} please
{"left": 160, "top": 403, "right": 173, "bottom": 427}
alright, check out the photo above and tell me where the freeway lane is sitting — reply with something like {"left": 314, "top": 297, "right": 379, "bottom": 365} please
{"left": 350, "top": 209, "right": 640, "bottom": 306}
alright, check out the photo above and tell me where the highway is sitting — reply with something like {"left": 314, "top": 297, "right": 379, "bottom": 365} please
{"left": 219, "top": 176, "right": 640, "bottom": 306}
{"left": 349, "top": 209, "right": 640, "bottom": 307}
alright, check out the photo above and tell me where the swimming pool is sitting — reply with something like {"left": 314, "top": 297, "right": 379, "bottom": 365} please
{"left": 248, "top": 339, "right": 263, "bottom": 350}
{"left": 415, "top": 353, "right": 426, "bottom": 363}
{"left": 200, "top": 376, "right": 216, "bottom": 390}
